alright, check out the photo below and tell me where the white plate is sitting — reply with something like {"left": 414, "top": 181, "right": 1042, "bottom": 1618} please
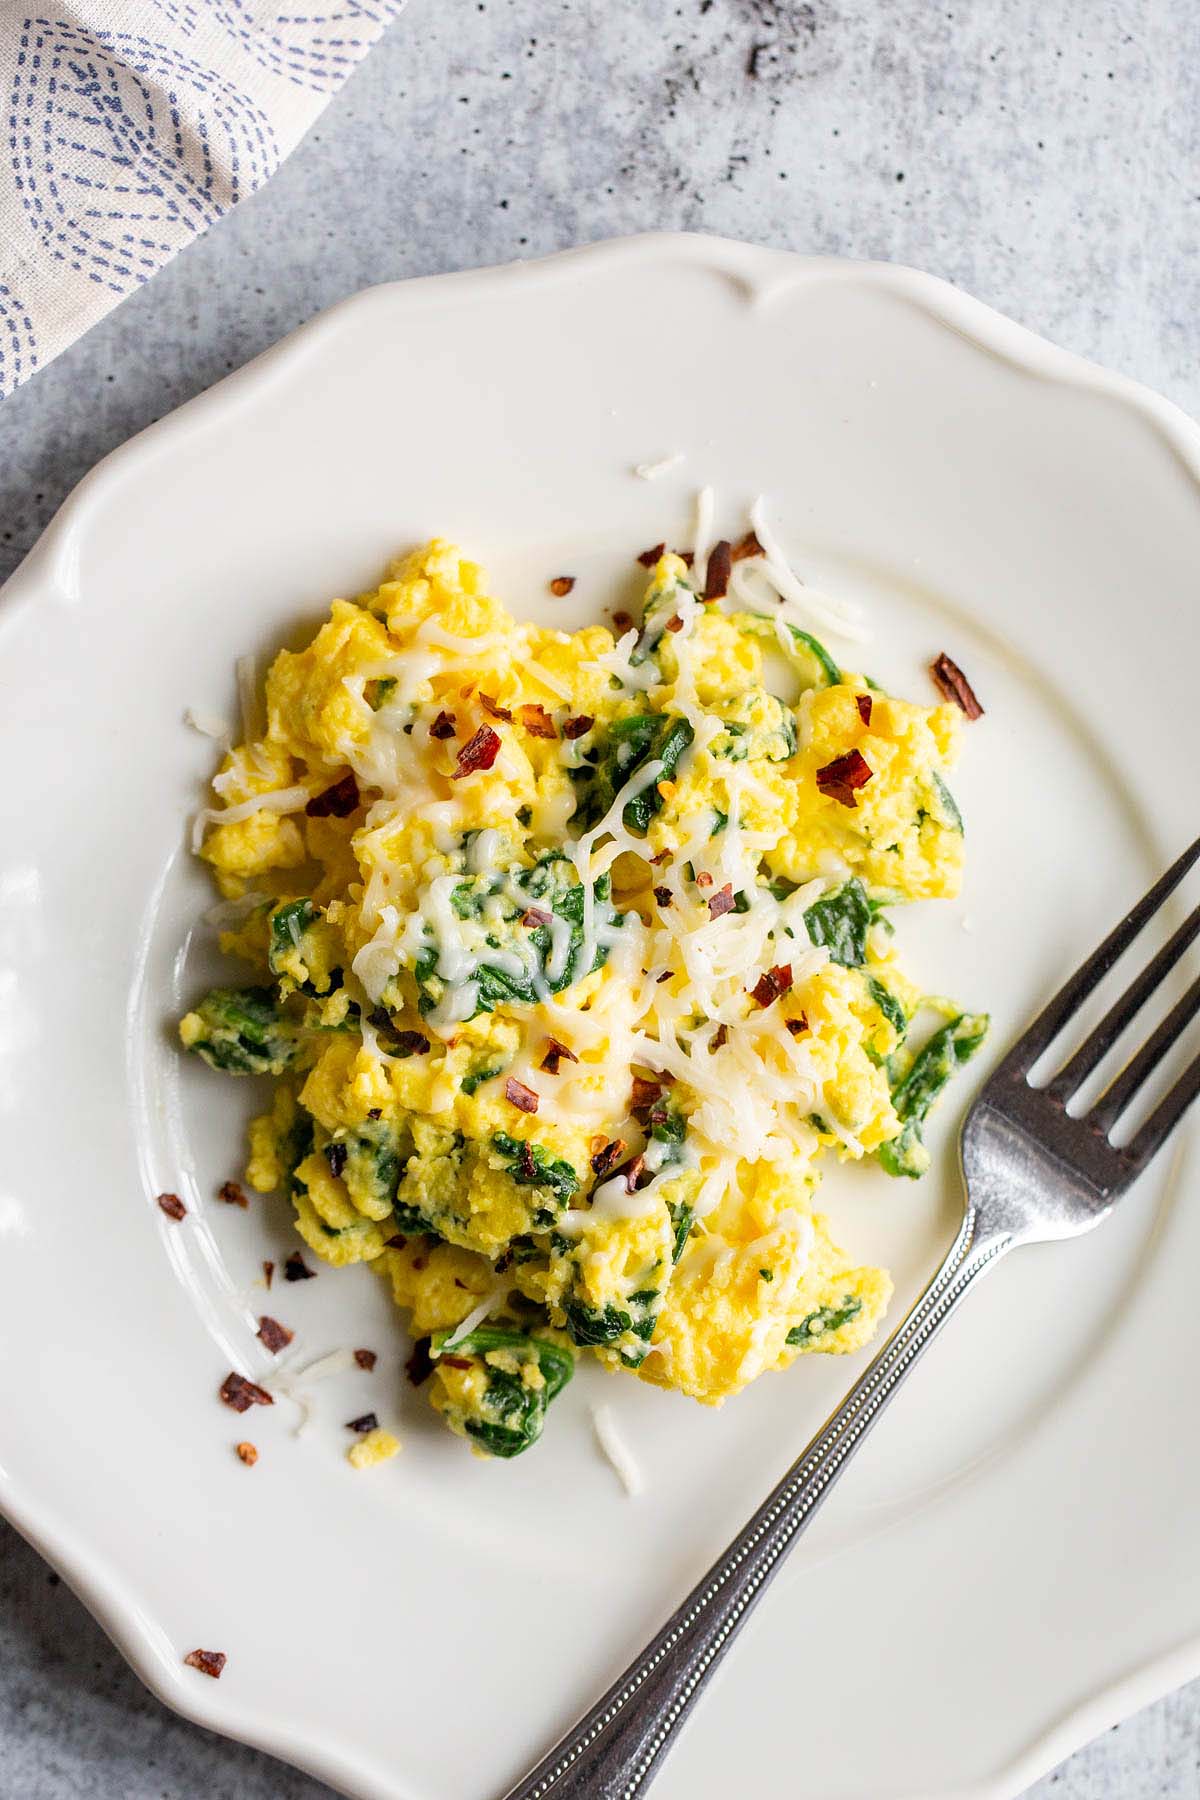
{"left": 1, "top": 235, "right": 1198, "bottom": 1800}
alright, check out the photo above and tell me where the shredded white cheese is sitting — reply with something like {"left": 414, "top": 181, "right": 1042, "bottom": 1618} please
{"left": 268, "top": 1348, "right": 361, "bottom": 1438}
{"left": 748, "top": 497, "right": 872, "bottom": 645}
{"left": 185, "top": 706, "right": 232, "bottom": 742}
{"left": 634, "top": 451, "right": 684, "bottom": 481}
{"left": 438, "top": 1281, "right": 509, "bottom": 1353}
{"left": 191, "top": 784, "right": 312, "bottom": 854}
{"left": 691, "top": 483, "right": 715, "bottom": 593}
{"left": 236, "top": 654, "right": 261, "bottom": 742}
{"left": 591, "top": 1402, "right": 645, "bottom": 1497}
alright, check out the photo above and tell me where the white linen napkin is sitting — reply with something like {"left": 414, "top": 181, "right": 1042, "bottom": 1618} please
{"left": 0, "top": 2, "right": 402, "bottom": 399}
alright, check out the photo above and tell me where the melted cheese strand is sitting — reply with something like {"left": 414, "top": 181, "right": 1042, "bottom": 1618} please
{"left": 571, "top": 756, "right": 664, "bottom": 968}
{"left": 192, "top": 784, "right": 312, "bottom": 853}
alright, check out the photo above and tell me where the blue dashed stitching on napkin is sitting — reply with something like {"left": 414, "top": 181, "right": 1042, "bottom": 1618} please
{"left": 0, "top": 282, "right": 39, "bottom": 389}
{"left": 207, "top": 1, "right": 398, "bottom": 95}
{"left": 8, "top": 19, "right": 278, "bottom": 296}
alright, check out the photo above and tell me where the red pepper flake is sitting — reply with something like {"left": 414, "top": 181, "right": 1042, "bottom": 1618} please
{"left": 664, "top": 613, "right": 684, "bottom": 634}
{"left": 612, "top": 610, "right": 634, "bottom": 631}
{"left": 257, "top": 1315, "right": 294, "bottom": 1354}
{"left": 518, "top": 1140, "right": 536, "bottom": 1181}
{"left": 440, "top": 1354, "right": 472, "bottom": 1371}
{"left": 785, "top": 1013, "right": 810, "bottom": 1036}
{"left": 429, "top": 710, "right": 457, "bottom": 739}
{"left": 703, "top": 539, "right": 733, "bottom": 602}
{"left": 505, "top": 1076, "right": 539, "bottom": 1114}
{"left": 218, "top": 1180, "right": 247, "bottom": 1209}
{"left": 156, "top": 1192, "right": 186, "bottom": 1221}
{"left": 452, "top": 724, "right": 502, "bottom": 778}
{"left": 590, "top": 1139, "right": 626, "bottom": 1177}
{"left": 678, "top": 550, "right": 695, "bottom": 569}
{"left": 519, "top": 703, "right": 558, "bottom": 739}
{"left": 656, "top": 969, "right": 672, "bottom": 983}
{"left": 711, "top": 1023, "right": 729, "bottom": 1050}
{"left": 479, "top": 694, "right": 512, "bottom": 722}
{"left": 623, "top": 1154, "right": 646, "bottom": 1192}
{"left": 284, "top": 1252, "right": 315, "bottom": 1282}
{"left": 930, "top": 652, "right": 984, "bottom": 719}
{"left": 366, "top": 1107, "right": 382, "bottom": 1121}
{"left": 392, "top": 1030, "right": 430, "bottom": 1056}
{"left": 235, "top": 1442, "right": 258, "bottom": 1467}
{"left": 751, "top": 963, "right": 794, "bottom": 1007}
{"left": 563, "top": 713, "right": 594, "bottom": 740}
{"left": 637, "top": 542, "right": 666, "bottom": 567}
{"left": 707, "top": 883, "right": 736, "bottom": 918}
{"left": 325, "top": 1141, "right": 348, "bottom": 1179}
{"left": 219, "top": 1372, "right": 274, "bottom": 1414}
{"left": 695, "top": 871, "right": 713, "bottom": 889}
{"left": 184, "top": 1649, "right": 226, "bottom": 1680}
{"left": 653, "top": 885, "right": 673, "bottom": 907}
{"left": 540, "top": 1037, "right": 579, "bottom": 1075}
{"left": 305, "top": 771, "right": 359, "bottom": 818}
{"left": 650, "top": 849, "right": 671, "bottom": 865}
{"left": 405, "top": 1337, "right": 433, "bottom": 1385}
{"left": 262, "top": 1260, "right": 274, "bottom": 1289}
{"left": 411, "top": 1254, "right": 427, "bottom": 1272}
{"left": 856, "top": 693, "right": 873, "bottom": 727}
{"left": 521, "top": 906, "right": 553, "bottom": 928}
{"left": 549, "top": 575, "right": 576, "bottom": 597}
{"left": 346, "top": 1412, "right": 379, "bottom": 1434}
{"left": 732, "top": 529, "right": 764, "bottom": 562}
{"left": 354, "top": 1348, "right": 378, "bottom": 1371}
{"left": 630, "top": 1075, "right": 664, "bottom": 1114}
{"left": 816, "top": 748, "right": 873, "bottom": 809}
{"left": 385, "top": 1234, "right": 408, "bottom": 1250}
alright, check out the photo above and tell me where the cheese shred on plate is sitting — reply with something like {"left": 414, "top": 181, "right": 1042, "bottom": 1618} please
{"left": 179, "top": 525, "right": 988, "bottom": 1461}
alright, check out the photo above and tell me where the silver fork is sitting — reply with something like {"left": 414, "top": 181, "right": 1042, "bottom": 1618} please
{"left": 502, "top": 836, "right": 1200, "bottom": 1800}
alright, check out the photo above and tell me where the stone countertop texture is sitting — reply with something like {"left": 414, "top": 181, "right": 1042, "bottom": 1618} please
{"left": 2, "top": 0, "right": 1198, "bottom": 1795}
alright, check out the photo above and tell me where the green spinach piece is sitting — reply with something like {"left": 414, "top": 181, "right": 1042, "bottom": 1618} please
{"left": 669, "top": 1200, "right": 694, "bottom": 1263}
{"left": 414, "top": 851, "right": 625, "bottom": 1020}
{"left": 930, "top": 771, "right": 964, "bottom": 834}
{"left": 431, "top": 1325, "right": 575, "bottom": 1458}
{"left": 461, "top": 1062, "right": 504, "bottom": 1096}
{"left": 267, "top": 897, "right": 339, "bottom": 997}
{"left": 803, "top": 879, "right": 875, "bottom": 968}
{"left": 786, "top": 1294, "right": 863, "bottom": 1347}
{"left": 867, "top": 976, "right": 908, "bottom": 1038}
{"left": 334, "top": 1116, "right": 412, "bottom": 1214}
{"left": 492, "top": 1133, "right": 579, "bottom": 1206}
{"left": 877, "top": 1012, "right": 989, "bottom": 1178}
{"left": 562, "top": 1296, "right": 659, "bottom": 1362}
{"left": 183, "top": 986, "right": 305, "bottom": 1076}
{"left": 735, "top": 614, "right": 843, "bottom": 689}
{"left": 571, "top": 712, "right": 694, "bottom": 836}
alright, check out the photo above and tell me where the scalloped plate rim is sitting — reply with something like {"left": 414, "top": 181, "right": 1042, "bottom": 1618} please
{"left": 4, "top": 230, "right": 1200, "bottom": 1800}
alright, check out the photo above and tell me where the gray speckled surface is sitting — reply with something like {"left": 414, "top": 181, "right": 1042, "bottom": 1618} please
{"left": 2, "top": 2, "right": 1199, "bottom": 1795}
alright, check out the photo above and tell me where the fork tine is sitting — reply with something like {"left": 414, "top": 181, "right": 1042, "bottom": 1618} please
{"left": 996, "top": 834, "right": 1200, "bottom": 1077}
{"left": 1120, "top": 1047, "right": 1200, "bottom": 1174}
{"left": 1045, "top": 902, "right": 1200, "bottom": 1101}
{"left": 1088, "top": 970, "right": 1200, "bottom": 1135}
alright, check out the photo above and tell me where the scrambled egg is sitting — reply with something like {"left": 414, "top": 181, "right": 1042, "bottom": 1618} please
{"left": 181, "top": 536, "right": 986, "bottom": 1459}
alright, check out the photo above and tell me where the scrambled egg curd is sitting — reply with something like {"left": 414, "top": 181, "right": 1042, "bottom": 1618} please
{"left": 181, "top": 534, "right": 987, "bottom": 1460}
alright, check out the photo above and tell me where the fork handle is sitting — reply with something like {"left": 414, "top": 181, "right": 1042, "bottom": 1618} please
{"left": 499, "top": 1210, "right": 1012, "bottom": 1800}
